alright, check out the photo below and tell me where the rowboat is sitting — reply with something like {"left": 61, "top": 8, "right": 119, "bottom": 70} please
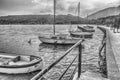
{"left": 39, "top": 34, "right": 80, "bottom": 45}
{"left": 77, "top": 26, "right": 95, "bottom": 32}
{"left": 0, "top": 54, "right": 43, "bottom": 74}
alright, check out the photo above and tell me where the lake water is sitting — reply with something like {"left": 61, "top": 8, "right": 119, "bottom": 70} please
{"left": 0, "top": 25, "right": 104, "bottom": 80}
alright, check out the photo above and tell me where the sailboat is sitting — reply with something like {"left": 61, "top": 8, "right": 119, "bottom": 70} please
{"left": 77, "top": 13, "right": 95, "bottom": 32}
{"left": 38, "top": 0, "right": 80, "bottom": 45}
{"left": 83, "top": 14, "right": 94, "bottom": 29}
{"left": 77, "top": 26, "right": 95, "bottom": 32}
{"left": 69, "top": 2, "right": 93, "bottom": 38}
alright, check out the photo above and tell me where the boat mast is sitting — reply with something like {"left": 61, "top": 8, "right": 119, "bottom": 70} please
{"left": 78, "top": 2, "right": 80, "bottom": 26}
{"left": 87, "top": 13, "right": 88, "bottom": 26}
{"left": 53, "top": 0, "right": 56, "bottom": 35}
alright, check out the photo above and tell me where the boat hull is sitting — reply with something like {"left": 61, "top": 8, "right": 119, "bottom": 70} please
{"left": 77, "top": 26, "right": 95, "bottom": 32}
{"left": 83, "top": 26, "right": 94, "bottom": 29}
{"left": 0, "top": 54, "right": 43, "bottom": 74}
{"left": 70, "top": 32, "right": 93, "bottom": 38}
{"left": 0, "top": 61, "right": 43, "bottom": 74}
{"left": 39, "top": 36, "right": 80, "bottom": 45}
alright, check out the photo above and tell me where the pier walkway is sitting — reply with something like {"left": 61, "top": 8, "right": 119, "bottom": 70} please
{"left": 106, "top": 28, "right": 120, "bottom": 80}
{"left": 73, "top": 27, "right": 120, "bottom": 80}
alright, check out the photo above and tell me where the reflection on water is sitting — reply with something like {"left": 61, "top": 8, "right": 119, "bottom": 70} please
{"left": 0, "top": 25, "right": 103, "bottom": 80}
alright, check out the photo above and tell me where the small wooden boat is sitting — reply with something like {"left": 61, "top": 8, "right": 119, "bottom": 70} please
{"left": 69, "top": 30, "right": 93, "bottom": 38}
{"left": 0, "top": 54, "right": 43, "bottom": 74}
{"left": 39, "top": 34, "right": 80, "bottom": 45}
{"left": 77, "top": 26, "right": 95, "bottom": 32}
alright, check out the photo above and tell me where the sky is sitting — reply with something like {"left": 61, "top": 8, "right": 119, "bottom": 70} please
{"left": 0, "top": 0, "right": 119, "bottom": 17}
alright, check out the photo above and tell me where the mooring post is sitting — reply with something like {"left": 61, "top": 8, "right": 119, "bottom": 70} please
{"left": 54, "top": 41, "right": 57, "bottom": 49}
{"left": 78, "top": 43, "right": 82, "bottom": 79}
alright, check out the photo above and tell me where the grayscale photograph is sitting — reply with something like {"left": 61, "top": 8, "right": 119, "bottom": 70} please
{"left": 0, "top": 0, "right": 119, "bottom": 80}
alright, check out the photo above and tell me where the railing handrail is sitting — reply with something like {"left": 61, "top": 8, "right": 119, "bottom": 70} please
{"left": 58, "top": 55, "right": 78, "bottom": 80}
{"left": 31, "top": 39, "right": 84, "bottom": 80}
{"left": 98, "top": 26, "right": 107, "bottom": 77}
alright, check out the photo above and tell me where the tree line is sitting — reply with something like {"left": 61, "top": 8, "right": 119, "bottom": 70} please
{"left": 97, "top": 14, "right": 120, "bottom": 33}
{"left": 0, "top": 14, "right": 98, "bottom": 25}
{"left": 0, "top": 14, "right": 119, "bottom": 26}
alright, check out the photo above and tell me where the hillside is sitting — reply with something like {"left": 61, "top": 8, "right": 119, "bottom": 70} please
{"left": 96, "top": 14, "right": 120, "bottom": 24}
{"left": 0, "top": 14, "right": 86, "bottom": 24}
{"left": 88, "top": 5, "right": 120, "bottom": 19}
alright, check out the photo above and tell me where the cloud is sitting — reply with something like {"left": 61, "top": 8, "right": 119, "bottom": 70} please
{"left": 0, "top": 0, "right": 119, "bottom": 17}
{"left": 75, "top": 0, "right": 120, "bottom": 17}
{"left": 0, "top": 0, "right": 35, "bottom": 9}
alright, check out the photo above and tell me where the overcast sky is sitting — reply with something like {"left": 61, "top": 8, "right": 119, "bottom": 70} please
{"left": 0, "top": 0, "right": 119, "bottom": 17}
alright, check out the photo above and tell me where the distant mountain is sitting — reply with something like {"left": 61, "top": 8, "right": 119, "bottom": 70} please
{"left": 88, "top": 5, "right": 120, "bottom": 19}
{"left": 97, "top": 14, "right": 120, "bottom": 24}
{"left": 0, "top": 14, "right": 86, "bottom": 24}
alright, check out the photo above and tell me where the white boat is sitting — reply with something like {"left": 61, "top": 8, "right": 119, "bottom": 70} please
{"left": 69, "top": 3, "right": 93, "bottom": 39}
{"left": 39, "top": 0, "right": 82, "bottom": 45}
{"left": 0, "top": 54, "right": 43, "bottom": 74}
{"left": 39, "top": 34, "right": 80, "bottom": 45}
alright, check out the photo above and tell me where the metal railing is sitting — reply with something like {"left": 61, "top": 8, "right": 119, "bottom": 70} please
{"left": 97, "top": 27, "right": 107, "bottom": 75}
{"left": 31, "top": 39, "right": 84, "bottom": 80}
{"left": 30, "top": 27, "right": 108, "bottom": 80}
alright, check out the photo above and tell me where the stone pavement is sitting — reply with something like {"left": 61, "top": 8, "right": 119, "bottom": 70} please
{"left": 108, "top": 28, "right": 120, "bottom": 71}
{"left": 105, "top": 27, "right": 120, "bottom": 80}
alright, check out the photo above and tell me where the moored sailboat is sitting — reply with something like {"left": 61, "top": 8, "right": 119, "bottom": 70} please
{"left": 82, "top": 14, "right": 94, "bottom": 29}
{"left": 77, "top": 13, "right": 95, "bottom": 32}
{"left": 77, "top": 26, "right": 95, "bottom": 32}
{"left": 69, "top": 2, "right": 93, "bottom": 38}
{"left": 39, "top": 34, "right": 80, "bottom": 45}
{"left": 39, "top": 0, "right": 81, "bottom": 45}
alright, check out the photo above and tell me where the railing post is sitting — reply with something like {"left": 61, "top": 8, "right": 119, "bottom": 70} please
{"left": 78, "top": 43, "right": 82, "bottom": 78}
{"left": 104, "top": 40, "right": 107, "bottom": 76}
{"left": 31, "top": 40, "right": 82, "bottom": 80}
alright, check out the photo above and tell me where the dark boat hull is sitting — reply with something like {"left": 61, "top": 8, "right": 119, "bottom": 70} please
{"left": 77, "top": 26, "right": 95, "bottom": 32}
{"left": 83, "top": 26, "right": 94, "bottom": 29}
{"left": 69, "top": 31, "right": 93, "bottom": 38}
